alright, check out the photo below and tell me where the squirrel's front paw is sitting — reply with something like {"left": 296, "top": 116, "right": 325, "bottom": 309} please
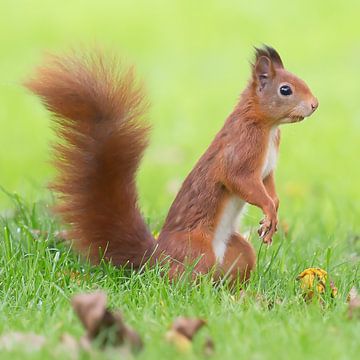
{"left": 258, "top": 216, "right": 278, "bottom": 244}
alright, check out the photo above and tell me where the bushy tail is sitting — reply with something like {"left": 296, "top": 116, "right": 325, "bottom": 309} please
{"left": 25, "top": 51, "right": 155, "bottom": 267}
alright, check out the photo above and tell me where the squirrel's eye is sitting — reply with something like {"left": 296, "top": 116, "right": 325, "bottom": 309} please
{"left": 279, "top": 85, "right": 293, "bottom": 96}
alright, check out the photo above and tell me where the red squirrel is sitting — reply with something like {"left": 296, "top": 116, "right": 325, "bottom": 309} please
{"left": 25, "top": 46, "right": 318, "bottom": 283}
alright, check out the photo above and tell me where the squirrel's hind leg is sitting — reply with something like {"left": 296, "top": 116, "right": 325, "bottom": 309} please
{"left": 219, "top": 233, "right": 256, "bottom": 285}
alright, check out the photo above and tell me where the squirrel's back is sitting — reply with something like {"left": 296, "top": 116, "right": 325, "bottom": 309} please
{"left": 25, "top": 51, "right": 155, "bottom": 266}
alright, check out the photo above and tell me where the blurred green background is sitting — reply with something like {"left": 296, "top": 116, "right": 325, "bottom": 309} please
{"left": 0, "top": 0, "right": 359, "bottom": 223}
{"left": 0, "top": 2, "right": 359, "bottom": 358}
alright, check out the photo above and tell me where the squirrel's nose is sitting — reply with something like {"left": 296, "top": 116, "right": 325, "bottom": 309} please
{"left": 311, "top": 98, "right": 319, "bottom": 111}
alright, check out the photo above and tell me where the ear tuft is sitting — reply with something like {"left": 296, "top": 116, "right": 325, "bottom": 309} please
{"left": 253, "top": 45, "right": 284, "bottom": 69}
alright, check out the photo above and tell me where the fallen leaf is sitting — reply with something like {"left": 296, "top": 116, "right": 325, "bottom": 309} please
{"left": 71, "top": 292, "right": 143, "bottom": 352}
{"left": 0, "top": 332, "right": 46, "bottom": 352}
{"left": 166, "top": 317, "right": 208, "bottom": 353}
{"left": 297, "top": 267, "right": 337, "bottom": 301}
{"left": 348, "top": 287, "right": 360, "bottom": 319}
{"left": 72, "top": 292, "right": 107, "bottom": 339}
{"left": 171, "top": 317, "right": 206, "bottom": 340}
{"left": 165, "top": 330, "right": 192, "bottom": 353}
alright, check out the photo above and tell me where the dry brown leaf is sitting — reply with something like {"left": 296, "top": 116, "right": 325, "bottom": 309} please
{"left": 71, "top": 292, "right": 143, "bottom": 352}
{"left": 171, "top": 317, "right": 206, "bottom": 340}
{"left": 348, "top": 287, "right": 360, "bottom": 319}
{"left": 166, "top": 317, "right": 208, "bottom": 353}
{"left": 72, "top": 292, "right": 107, "bottom": 339}
{"left": 0, "top": 332, "right": 46, "bottom": 352}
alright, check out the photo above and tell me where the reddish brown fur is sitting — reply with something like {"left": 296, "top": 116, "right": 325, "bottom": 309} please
{"left": 156, "top": 89, "right": 267, "bottom": 280}
{"left": 156, "top": 46, "right": 317, "bottom": 282}
{"left": 25, "top": 52, "right": 155, "bottom": 267}
{"left": 26, "top": 46, "right": 318, "bottom": 283}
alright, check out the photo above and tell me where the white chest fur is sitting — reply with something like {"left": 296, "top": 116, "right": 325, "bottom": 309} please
{"left": 262, "top": 127, "right": 279, "bottom": 179}
{"left": 212, "top": 196, "right": 245, "bottom": 263}
{"left": 212, "top": 127, "right": 279, "bottom": 264}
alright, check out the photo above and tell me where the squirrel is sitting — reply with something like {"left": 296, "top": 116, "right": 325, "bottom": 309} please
{"left": 25, "top": 46, "right": 318, "bottom": 283}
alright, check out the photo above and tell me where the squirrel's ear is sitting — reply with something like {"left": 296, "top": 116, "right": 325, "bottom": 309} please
{"left": 254, "top": 56, "right": 274, "bottom": 89}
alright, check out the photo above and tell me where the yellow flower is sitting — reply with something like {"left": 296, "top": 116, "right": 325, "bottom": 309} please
{"left": 297, "top": 267, "right": 337, "bottom": 300}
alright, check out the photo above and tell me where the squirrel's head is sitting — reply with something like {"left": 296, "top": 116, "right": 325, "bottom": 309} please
{"left": 251, "top": 46, "right": 318, "bottom": 124}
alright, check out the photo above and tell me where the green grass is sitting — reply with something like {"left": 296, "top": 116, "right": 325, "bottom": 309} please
{"left": 1, "top": 0, "right": 360, "bottom": 359}
{"left": 1, "top": 190, "right": 359, "bottom": 359}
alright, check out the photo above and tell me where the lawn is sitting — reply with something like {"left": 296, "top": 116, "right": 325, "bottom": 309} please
{"left": 0, "top": 1, "right": 359, "bottom": 359}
